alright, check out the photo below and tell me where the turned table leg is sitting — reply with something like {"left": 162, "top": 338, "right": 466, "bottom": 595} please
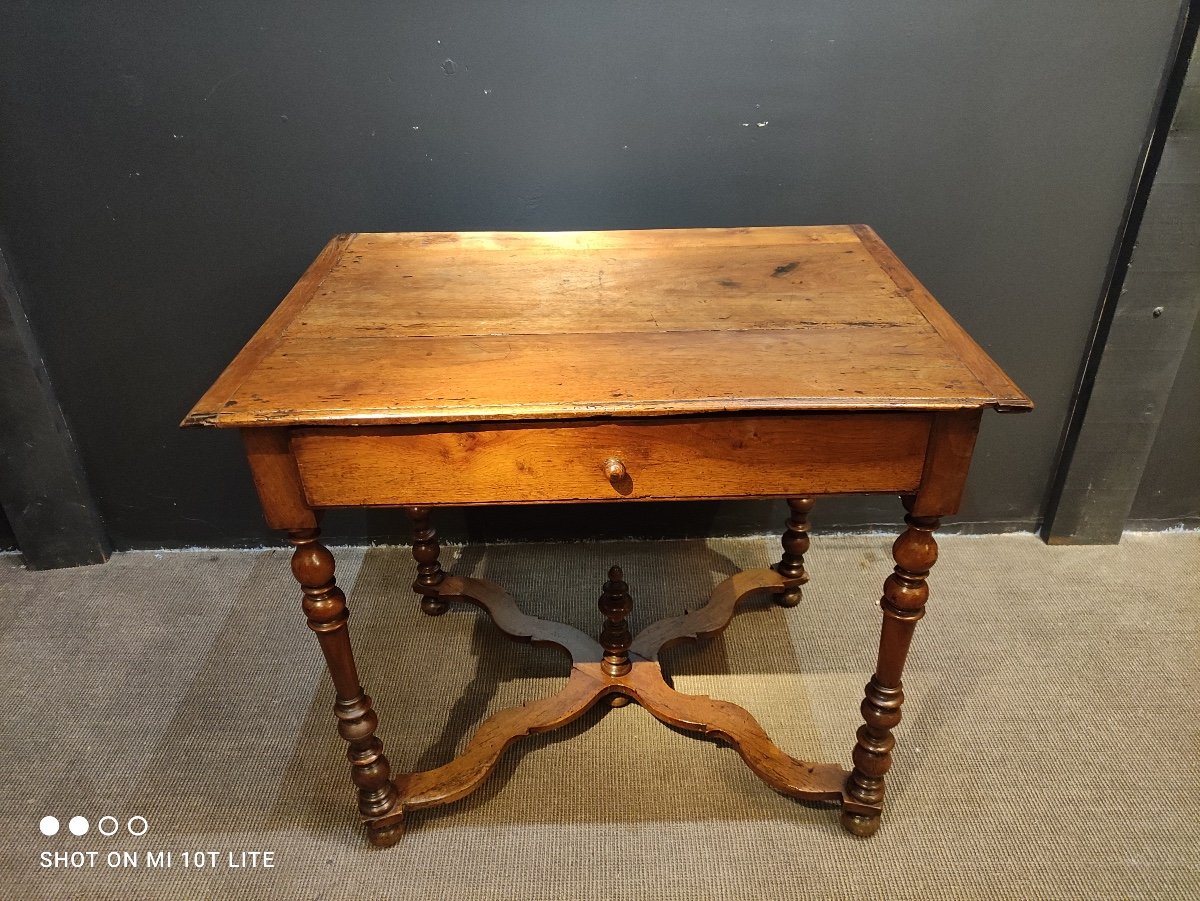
{"left": 841, "top": 497, "right": 939, "bottom": 837}
{"left": 406, "top": 506, "right": 447, "bottom": 616}
{"left": 775, "top": 497, "right": 814, "bottom": 607}
{"left": 289, "top": 529, "right": 404, "bottom": 847}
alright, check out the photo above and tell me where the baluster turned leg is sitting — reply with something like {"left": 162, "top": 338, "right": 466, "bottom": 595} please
{"left": 406, "top": 506, "right": 447, "bottom": 616}
{"left": 775, "top": 497, "right": 814, "bottom": 608}
{"left": 599, "top": 566, "right": 634, "bottom": 707}
{"left": 289, "top": 529, "right": 403, "bottom": 847}
{"left": 841, "top": 497, "right": 939, "bottom": 837}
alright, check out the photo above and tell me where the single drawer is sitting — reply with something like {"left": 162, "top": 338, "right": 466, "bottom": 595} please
{"left": 290, "top": 413, "right": 931, "bottom": 507}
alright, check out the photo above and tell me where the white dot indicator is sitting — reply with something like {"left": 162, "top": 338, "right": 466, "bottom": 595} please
{"left": 68, "top": 816, "right": 89, "bottom": 836}
{"left": 97, "top": 816, "right": 119, "bottom": 836}
{"left": 127, "top": 816, "right": 149, "bottom": 836}
{"left": 39, "top": 816, "right": 60, "bottom": 836}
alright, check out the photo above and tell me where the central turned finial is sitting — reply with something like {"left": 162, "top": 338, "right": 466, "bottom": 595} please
{"left": 598, "top": 565, "right": 633, "bottom": 678}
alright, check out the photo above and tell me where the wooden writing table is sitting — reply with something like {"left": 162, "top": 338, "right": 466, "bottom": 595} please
{"left": 183, "top": 226, "right": 1032, "bottom": 846}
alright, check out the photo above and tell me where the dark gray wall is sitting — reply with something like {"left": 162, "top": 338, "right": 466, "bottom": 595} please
{"left": 0, "top": 508, "right": 15, "bottom": 552}
{"left": 0, "top": 1, "right": 1187, "bottom": 547}
{"left": 1131, "top": 317, "right": 1200, "bottom": 528}
{"left": 1130, "top": 38, "right": 1200, "bottom": 531}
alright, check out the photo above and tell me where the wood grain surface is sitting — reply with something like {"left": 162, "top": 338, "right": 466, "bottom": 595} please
{"left": 183, "top": 226, "right": 1032, "bottom": 427}
{"left": 242, "top": 428, "right": 318, "bottom": 529}
{"left": 290, "top": 413, "right": 930, "bottom": 506}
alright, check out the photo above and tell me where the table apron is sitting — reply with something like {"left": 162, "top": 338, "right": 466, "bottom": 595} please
{"left": 287, "top": 413, "right": 932, "bottom": 507}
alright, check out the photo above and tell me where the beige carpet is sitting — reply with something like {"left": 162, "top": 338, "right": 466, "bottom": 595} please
{"left": 0, "top": 533, "right": 1196, "bottom": 900}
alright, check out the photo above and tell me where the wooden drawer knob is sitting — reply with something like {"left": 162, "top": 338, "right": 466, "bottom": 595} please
{"left": 604, "top": 458, "right": 628, "bottom": 484}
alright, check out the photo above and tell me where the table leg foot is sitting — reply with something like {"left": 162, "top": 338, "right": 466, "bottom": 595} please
{"left": 776, "top": 588, "right": 804, "bottom": 609}
{"left": 774, "top": 498, "right": 813, "bottom": 608}
{"left": 839, "top": 809, "right": 881, "bottom": 838}
{"left": 420, "top": 597, "right": 449, "bottom": 616}
{"left": 366, "top": 814, "right": 405, "bottom": 847}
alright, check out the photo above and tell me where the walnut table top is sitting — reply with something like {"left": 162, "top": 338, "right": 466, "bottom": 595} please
{"left": 184, "top": 225, "right": 1031, "bottom": 429}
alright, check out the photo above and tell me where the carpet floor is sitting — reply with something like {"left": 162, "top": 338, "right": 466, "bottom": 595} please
{"left": 0, "top": 532, "right": 1196, "bottom": 900}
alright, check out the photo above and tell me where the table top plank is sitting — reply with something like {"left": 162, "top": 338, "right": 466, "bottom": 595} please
{"left": 852, "top": 225, "right": 1032, "bottom": 412}
{"left": 213, "top": 328, "right": 990, "bottom": 426}
{"left": 184, "top": 226, "right": 1032, "bottom": 428}
{"left": 187, "top": 233, "right": 355, "bottom": 425}
{"left": 290, "top": 232, "right": 919, "bottom": 339}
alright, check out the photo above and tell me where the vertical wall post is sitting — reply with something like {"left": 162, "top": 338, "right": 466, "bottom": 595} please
{"left": 1044, "top": 5, "right": 1200, "bottom": 544}
{"left": 0, "top": 243, "right": 110, "bottom": 568}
